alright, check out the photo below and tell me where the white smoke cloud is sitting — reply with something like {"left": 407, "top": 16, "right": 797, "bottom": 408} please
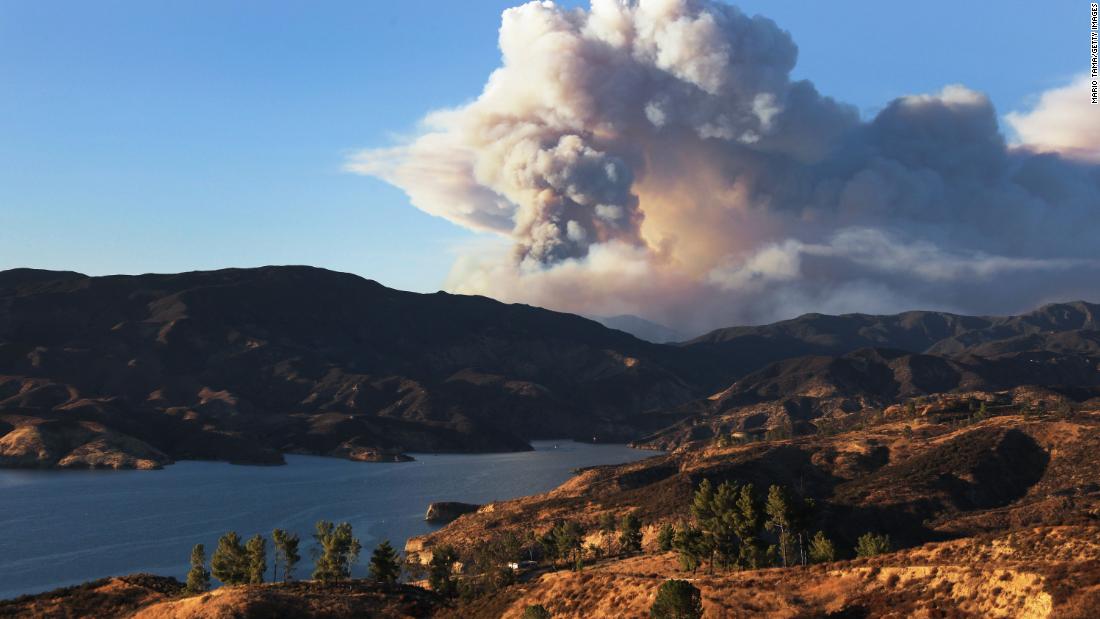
{"left": 1006, "top": 74, "right": 1100, "bottom": 163}
{"left": 348, "top": 0, "right": 1100, "bottom": 332}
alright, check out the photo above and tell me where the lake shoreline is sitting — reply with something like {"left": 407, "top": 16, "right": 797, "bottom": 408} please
{"left": 0, "top": 441, "right": 657, "bottom": 600}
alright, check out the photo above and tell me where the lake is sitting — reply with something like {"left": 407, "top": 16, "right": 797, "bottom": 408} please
{"left": 0, "top": 441, "right": 655, "bottom": 600}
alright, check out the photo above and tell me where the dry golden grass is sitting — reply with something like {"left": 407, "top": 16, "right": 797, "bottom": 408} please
{"left": 448, "top": 525, "right": 1100, "bottom": 618}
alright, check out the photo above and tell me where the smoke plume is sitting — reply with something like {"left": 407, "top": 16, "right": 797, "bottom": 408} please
{"left": 349, "top": 0, "right": 1100, "bottom": 333}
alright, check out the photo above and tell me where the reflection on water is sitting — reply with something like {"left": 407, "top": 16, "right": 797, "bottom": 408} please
{"left": 0, "top": 441, "right": 654, "bottom": 599}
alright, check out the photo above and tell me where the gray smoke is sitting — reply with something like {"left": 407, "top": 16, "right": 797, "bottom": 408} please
{"left": 349, "top": 0, "right": 1100, "bottom": 332}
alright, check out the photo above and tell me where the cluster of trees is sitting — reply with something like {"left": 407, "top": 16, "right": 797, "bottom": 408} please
{"left": 655, "top": 480, "right": 891, "bottom": 574}
{"left": 183, "top": 520, "right": 402, "bottom": 594}
{"left": 419, "top": 510, "right": 647, "bottom": 602}
{"left": 661, "top": 480, "right": 817, "bottom": 573}
{"left": 533, "top": 510, "right": 642, "bottom": 572}
{"left": 713, "top": 421, "right": 793, "bottom": 447}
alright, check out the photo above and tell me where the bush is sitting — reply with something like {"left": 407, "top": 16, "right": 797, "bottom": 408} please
{"left": 855, "top": 532, "right": 891, "bottom": 558}
{"left": 650, "top": 579, "right": 703, "bottom": 619}
{"left": 808, "top": 531, "right": 836, "bottom": 563}
{"left": 523, "top": 603, "right": 553, "bottom": 618}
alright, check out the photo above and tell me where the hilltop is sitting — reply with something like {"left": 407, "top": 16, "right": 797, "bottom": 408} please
{"left": 0, "top": 266, "right": 699, "bottom": 468}
{"left": 2, "top": 265, "right": 1100, "bottom": 470}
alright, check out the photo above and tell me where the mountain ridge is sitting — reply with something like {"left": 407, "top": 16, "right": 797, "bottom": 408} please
{"left": 2, "top": 265, "right": 1099, "bottom": 469}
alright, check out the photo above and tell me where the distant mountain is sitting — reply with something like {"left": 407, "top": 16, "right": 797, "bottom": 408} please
{"left": 589, "top": 314, "right": 688, "bottom": 343}
{"left": 1, "top": 265, "right": 1098, "bottom": 469}
{"left": 680, "top": 301, "right": 1100, "bottom": 379}
{"left": 0, "top": 267, "right": 700, "bottom": 468}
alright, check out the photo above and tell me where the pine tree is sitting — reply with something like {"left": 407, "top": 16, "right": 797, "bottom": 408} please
{"left": 312, "top": 521, "right": 362, "bottom": 582}
{"left": 732, "top": 483, "right": 764, "bottom": 568}
{"left": 710, "top": 480, "right": 741, "bottom": 570}
{"left": 672, "top": 524, "right": 704, "bottom": 573}
{"left": 808, "top": 531, "right": 836, "bottom": 563}
{"left": 689, "top": 479, "right": 718, "bottom": 570}
{"left": 552, "top": 521, "right": 585, "bottom": 569}
{"left": 619, "top": 512, "right": 643, "bottom": 555}
{"left": 210, "top": 532, "right": 249, "bottom": 585}
{"left": 599, "top": 512, "right": 617, "bottom": 557}
{"left": 185, "top": 544, "right": 211, "bottom": 594}
{"left": 649, "top": 579, "right": 703, "bottom": 619}
{"left": 428, "top": 545, "right": 458, "bottom": 598}
{"left": 369, "top": 540, "right": 401, "bottom": 584}
{"left": 272, "top": 529, "right": 301, "bottom": 582}
{"left": 657, "top": 523, "right": 675, "bottom": 552}
{"left": 246, "top": 534, "right": 267, "bottom": 584}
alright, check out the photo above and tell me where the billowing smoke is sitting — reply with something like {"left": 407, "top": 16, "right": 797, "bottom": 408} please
{"left": 349, "top": 0, "right": 1100, "bottom": 333}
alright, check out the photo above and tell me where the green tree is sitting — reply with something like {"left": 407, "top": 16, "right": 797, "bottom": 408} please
{"left": 312, "top": 521, "right": 361, "bottom": 582}
{"left": 272, "top": 529, "right": 300, "bottom": 583}
{"left": 428, "top": 545, "right": 458, "bottom": 598}
{"left": 467, "top": 533, "right": 523, "bottom": 590}
{"left": 523, "top": 604, "right": 553, "bottom": 619}
{"left": 185, "top": 544, "right": 210, "bottom": 594}
{"left": 619, "top": 512, "right": 643, "bottom": 555}
{"left": 732, "top": 483, "right": 765, "bottom": 568}
{"left": 808, "top": 531, "right": 836, "bottom": 563}
{"left": 672, "top": 524, "right": 705, "bottom": 573}
{"left": 764, "top": 485, "right": 794, "bottom": 567}
{"left": 369, "top": 540, "right": 401, "bottom": 583}
{"left": 599, "top": 512, "right": 617, "bottom": 557}
{"left": 552, "top": 521, "right": 585, "bottom": 570}
{"left": 657, "top": 523, "right": 675, "bottom": 552}
{"left": 649, "top": 579, "right": 703, "bottom": 619}
{"left": 855, "top": 532, "right": 891, "bottom": 558}
{"left": 245, "top": 534, "right": 266, "bottom": 584}
{"left": 210, "top": 532, "right": 249, "bottom": 585}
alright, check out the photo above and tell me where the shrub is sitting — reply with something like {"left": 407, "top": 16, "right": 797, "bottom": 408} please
{"left": 808, "top": 531, "right": 836, "bottom": 563}
{"left": 523, "top": 604, "right": 552, "bottom": 619}
{"left": 650, "top": 579, "right": 703, "bottom": 619}
{"left": 855, "top": 532, "right": 892, "bottom": 558}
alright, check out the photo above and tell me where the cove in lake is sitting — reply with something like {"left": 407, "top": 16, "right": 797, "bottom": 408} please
{"left": 0, "top": 441, "right": 654, "bottom": 600}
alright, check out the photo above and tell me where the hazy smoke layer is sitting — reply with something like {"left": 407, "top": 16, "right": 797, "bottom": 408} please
{"left": 350, "top": 0, "right": 1100, "bottom": 333}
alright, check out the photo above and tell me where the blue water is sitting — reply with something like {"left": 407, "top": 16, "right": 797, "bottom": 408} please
{"left": 0, "top": 441, "right": 655, "bottom": 600}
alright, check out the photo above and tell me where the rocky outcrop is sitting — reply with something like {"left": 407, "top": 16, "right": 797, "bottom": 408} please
{"left": 425, "top": 501, "right": 481, "bottom": 523}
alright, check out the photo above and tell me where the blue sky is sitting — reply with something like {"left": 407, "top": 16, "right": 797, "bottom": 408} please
{"left": 0, "top": 0, "right": 1083, "bottom": 292}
